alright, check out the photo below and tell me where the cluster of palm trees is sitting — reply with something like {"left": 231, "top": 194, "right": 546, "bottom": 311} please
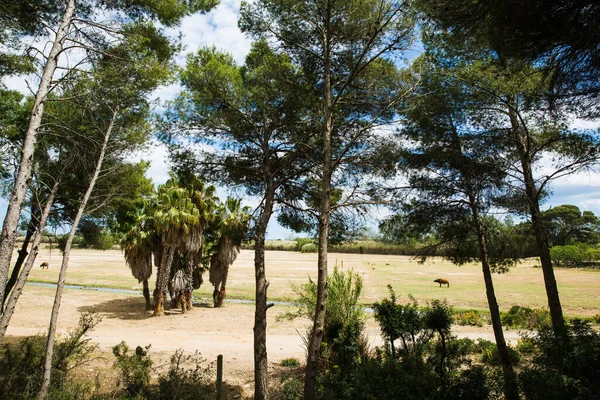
{"left": 122, "top": 174, "right": 250, "bottom": 316}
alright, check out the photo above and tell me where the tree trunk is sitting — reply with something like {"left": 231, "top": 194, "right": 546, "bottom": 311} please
{"left": 305, "top": 22, "right": 333, "bottom": 398}
{"left": 2, "top": 203, "right": 40, "bottom": 309}
{"left": 38, "top": 106, "right": 116, "bottom": 400}
{"left": 143, "top": 279, "right": 151, "bottom": 311}
{"left": 0, "top": 0, "right": 77, "bottom": 306}
{"left": 254, "top": 180, "right": 276, "bottom": 400}
{"left": 0, "top": 179, "right": 60, "bottom": 343}
{"left": 154, "top": 245, "right": 175, "bottom": 316}
{"left": 508, "top": 106, "right": 565, "bottom": 336}
{"left": 470, "top": 200, "right": 519, "bottom": 400}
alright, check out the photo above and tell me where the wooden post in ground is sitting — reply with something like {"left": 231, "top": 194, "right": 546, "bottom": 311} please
{"left": 216, "top": 354, "right": 223, "bottom": 400}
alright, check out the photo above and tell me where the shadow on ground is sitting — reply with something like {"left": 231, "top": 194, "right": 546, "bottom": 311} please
{"left": 76, "top": 296, "right": 216, "bottom": 320}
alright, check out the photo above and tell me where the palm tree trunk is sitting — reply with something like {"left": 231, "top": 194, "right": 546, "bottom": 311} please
{"left": 254, "top": 179, "right": 275, "bottom": 400}
{"left": 0, "top": 178, "right": 60, "bottom": 343}
{"left": 2, "top": 203, "right": 40, "bottom": 309}
{"left": 38, "top": 106, "right": 116, "bottom": 400}
{"left": 469, "top": 199, "right": 519, "bottom": 400}
{"left": 508, "top": 105, "right": 565, "bottom": 336}
{"left": 0, "top": 0, "right": 77, "bottom": 313}
{"left": 143, "top": 279, "right": 151, "bottom": 311}
{"left": 154, "top": 245, "right": 175, "bottom": 316}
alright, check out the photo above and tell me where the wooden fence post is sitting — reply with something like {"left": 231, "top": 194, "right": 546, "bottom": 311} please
{"left": 216, "top": 354, "right": 223, "bottom": 400}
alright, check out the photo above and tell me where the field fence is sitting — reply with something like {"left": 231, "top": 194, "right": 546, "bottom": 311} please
{"left": 68, "top": 347, "right": 301, "bottom": 399}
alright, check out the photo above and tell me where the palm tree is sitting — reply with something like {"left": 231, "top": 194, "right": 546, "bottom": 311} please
{"left": 149, "top": 175, "right": 218, "bottom": 315}
{"left": 209, "top": 197, "right": 250, "bottom": 307}
{"left": 122, "top": 222, "right": 155, "bottom": 310}
{"left": 150, "top": 180, "right": 201, "bottom": 316}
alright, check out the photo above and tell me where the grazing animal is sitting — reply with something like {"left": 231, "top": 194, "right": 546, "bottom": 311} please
{"left": 434, "top": 278, "right": 449, "bottom": 287}
{"left": 40, "top": 262, "right": 49, "bottom": 269}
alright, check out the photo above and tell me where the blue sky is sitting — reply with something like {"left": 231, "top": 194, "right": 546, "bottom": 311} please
{"left": 2, "top": 0, "right": 600, "bottom": 239}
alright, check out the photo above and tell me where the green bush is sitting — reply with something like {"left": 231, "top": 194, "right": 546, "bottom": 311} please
{"left": 516, "top": 337, "right": 537, "bottom": 355}
{"left": 156, "top": 350, "right": 213, "bottom": 400}
{"left": 281, "top": 358, "right": 300, "bottom": 367}
{"left": 278, "top": 376, "right": 303, "bottom": 400}
{"left": 300, "top": 243, "right": 318, "bottom": 253}
{"left": 112, "top": 342, "right": 152, "bottom": 398}
{"left": 0, "top": 312, "right": 100, "bottom": 400}
{"left": 477, "top": 340, "right": 520, "bottom": 366}
{"left": 550, "top": 243, "right": 600, "bottom": 267}
{"left": 455, "top": 310, "right": 485, "bottom": 327}
{"left": 519, "top": 320, "right": 600, "bottom": 399}
{"left": 501, "top": 305, "right": 551, "bottom": 330}
{"left": 295, "top": 238, "right": 314, "bottom": 250}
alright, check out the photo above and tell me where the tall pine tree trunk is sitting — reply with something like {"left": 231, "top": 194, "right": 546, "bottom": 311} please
{"left": 508, "top": 105, "right": 565, "bottom": 336}
{"left": 0, "top": 0, "right": 77, "bottom": 305}
{"left": 469, "top": 200, "right": 519, "bottom": 400}
{"left": 0, "top": 179, "right": 60, "bottom": 343}
{"left": 2, "top": 203, "right": 39, "bottom": 309}
{"left": 38, "top": 107, "right": 116, "bottom": 399}
{"left": 254, "top": 180, "right": 275, "bottom": 400}
{"left": 305, "top": 22, "right": 333, "bottom": 399}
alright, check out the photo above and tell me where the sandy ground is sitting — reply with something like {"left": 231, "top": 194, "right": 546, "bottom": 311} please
{"left": 5, "top": 283, "right": 523, "bottom": 368}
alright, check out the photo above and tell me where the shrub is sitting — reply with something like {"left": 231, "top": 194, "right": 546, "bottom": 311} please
{"left": 278, "top": 376, "right": 303, "bottom": 400}
{"left": 501, "top": 305, "right": 551, "bottom": 330}
{"left": 455, "top": 310, "right": 485, "bottom": 327}
{"left": 516, "top": 337, "right": 536, "bottom": 355}
{"left": 295, "top": 238, "right": 314, "bottom": 250}
{"left": 112, "top": 342, "right": 152, "bottom": 397}
{"left": 478, "top": 340, "right": 520, "bottom": 366}
{"left": 156, "top": 350, "right": 214, "bottom": 400}
{"left": 0, "top": 311, "right": 100, "bottom": 400}
{"left": 520, "top": 320, "right": 600, "bottom": 399}
{"left": 300, "top": 243, "right": 318, "bottom": 253}
{"left": 281, "top": 358, "right": 300, "bottom": 367}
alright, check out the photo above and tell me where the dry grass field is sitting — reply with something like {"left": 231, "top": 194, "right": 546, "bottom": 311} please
{"left": 21, "top": 247, "right": 600, "bottom": 316}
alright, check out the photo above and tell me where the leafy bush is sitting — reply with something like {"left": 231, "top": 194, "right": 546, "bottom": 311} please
{"left": 112, "top": 342, "right": 152, "bottom": 397}
{"left": 300, "top": 243, "right": 318, "bottom": 253}
{"left": 516, "top": 337, "right": 536, "bottom": 355}
{"left": 281, "top": 358, "right": 300, "bottom": 367}
{"left": 455, "top": 310, "right": 485, "bottom": 326}
{"left": 519, "top": 320, "right": 600, "bottom": 400}
{"left": 295, "top": 238, "right": 314, "bottom": 250}
{"left": 372, "top": 286, "right": 453, "bottom": 359}
{"left": 550, "top": 243, "right": 600, "bottom": 267}
{"left": 277, "top": 376, "right": 303, "bottom": 400}
{"left": 476, "top": 339, "right": 520, "bottom": 366}
{"left": 0, "top": 312, "right": 100, "bottom": 400}
{"left": 156, "top": 350, "right": 214, "bottom": 400}
{"left": 501, "top": 305, "right": 551, "bottom": 330}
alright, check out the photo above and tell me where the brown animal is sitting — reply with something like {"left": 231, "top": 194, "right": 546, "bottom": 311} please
{"left": 40, "top": 262, "right": 49, "bottom": 269}
{"left": 434, "top": 278, "right": 449, "bottom": 287}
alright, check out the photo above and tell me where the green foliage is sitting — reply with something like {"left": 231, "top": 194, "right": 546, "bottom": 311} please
{"left": 516, "top": 337, "right": 536, "bottom": 355}
{"left": 280, "top": 358, "right": 300, "bottom": 367}
{"left": 277, "top": 376, "right": 303, "bottom": 400}
{"left": 479, "top": 341, "right": 520, "bottom": 366}
{"left": 294, "top": 238, "right": 314, "bottom": 250}
{"left": 501, "top": 306, "right": 552, "bottom": 330}
{"left": 112, "top": 342, "right": 152, "bottom": 398}
{"left": 0, "top": 312, "right": 100, "bottom": 400}
{"left": 156, "top": 350, "right": 214, "bottom": 400}
{"left": 550, "top": 244, "right": 600, "bottom": 267}
{"left": 372, "top": 286, "right": 453, "bottom": 358}
{"left": 300, "top": 243, "right": 318, "bottom": 253}
{"left": 520, "top": 320, "right": 600, "bottom": 399}
{"left": 454, "top": 310, "right": 485, "bottom": 327}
